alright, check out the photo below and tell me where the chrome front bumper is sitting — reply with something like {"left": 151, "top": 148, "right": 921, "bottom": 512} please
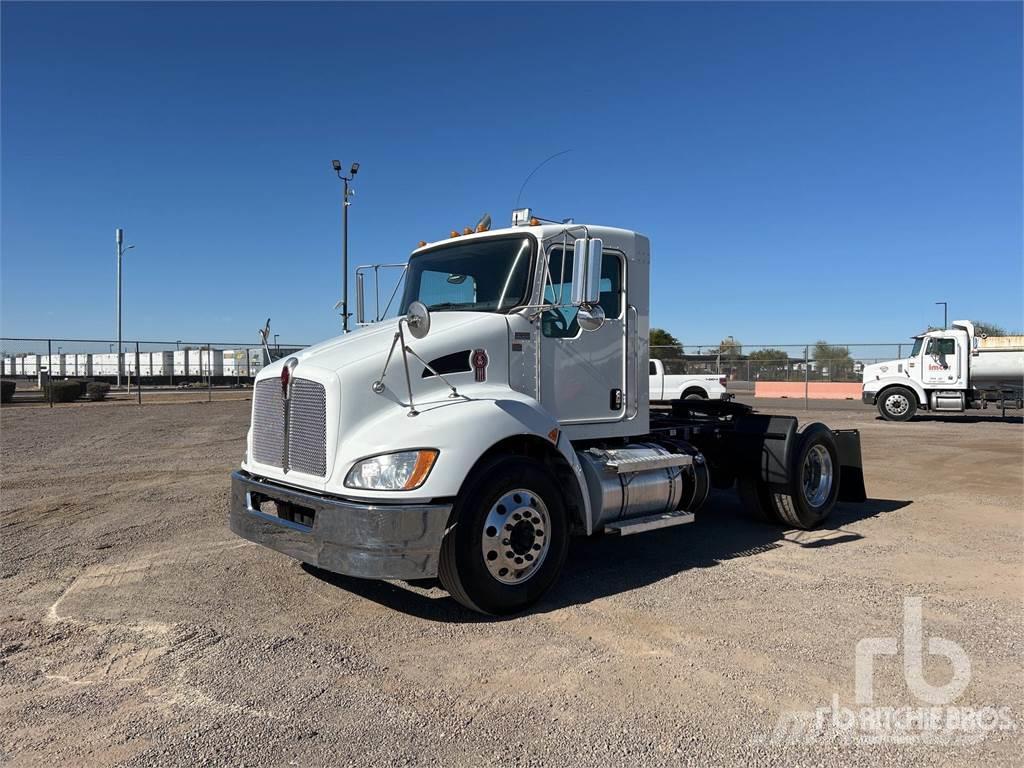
{"left": 229, "top": 470, "right": 452, "bottom": 580}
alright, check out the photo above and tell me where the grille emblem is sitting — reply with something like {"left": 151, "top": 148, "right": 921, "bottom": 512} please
{"left": 281, "top": 358, "right": 298, "bottom": 471}
{"left": 281, "top": 357, "right": 298, "bottom": 399}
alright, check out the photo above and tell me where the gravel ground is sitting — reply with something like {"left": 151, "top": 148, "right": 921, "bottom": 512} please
{"left": 1, "top": 399, "right": 1021, "bottom": 766}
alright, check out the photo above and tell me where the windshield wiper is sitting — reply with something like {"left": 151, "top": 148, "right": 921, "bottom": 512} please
{"left": 427, "top": 302, "right": 478, "bottom": 311}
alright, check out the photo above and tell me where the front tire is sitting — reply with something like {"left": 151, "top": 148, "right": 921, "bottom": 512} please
{"left": 439, "top": 455, "right": 568, "bottom": 615}
{"left": 878, "top": 386, "right": 917, "bottom": 421}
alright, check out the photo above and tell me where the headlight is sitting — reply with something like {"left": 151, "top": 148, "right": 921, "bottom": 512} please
{"left": 344, "top": 450, "right": 438, "bottom": 491}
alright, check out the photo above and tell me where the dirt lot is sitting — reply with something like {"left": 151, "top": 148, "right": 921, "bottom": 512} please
{"left": 1, "top": 399, "right": 1021, "bottom": 766}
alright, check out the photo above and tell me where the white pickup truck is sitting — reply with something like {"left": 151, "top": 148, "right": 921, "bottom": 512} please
{"left": 230, "top": 210, "right": 866, "bottom": 614}
{"left": 649, "top": 358, "right": 727, "bottom": 401}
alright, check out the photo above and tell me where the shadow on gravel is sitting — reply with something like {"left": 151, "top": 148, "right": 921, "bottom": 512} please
{"left": 304, "top": 494, "right": 912, "bottom": 623}
{"left": 881, "top": 414, "right": 1023, "bottom": 425}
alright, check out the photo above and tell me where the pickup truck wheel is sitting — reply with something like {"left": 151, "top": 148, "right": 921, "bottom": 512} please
{"left": 439, "top": 456, "right": 568, "bottom": 615}
{"left": 878, "top": 386, "right": 917, "bottom": 421}
{"left": 682, "top": 388, "right": 707, "bottom": 400}
{"left": 771, "top": 424, "right": 840, "bottom": 529}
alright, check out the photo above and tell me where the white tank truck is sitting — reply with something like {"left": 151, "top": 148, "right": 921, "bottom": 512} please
{"left": 862, "top": 321, "right": 1024, "bottom": 421}
{"left": 230, "top": 211, "right": 867, "bottom": 614}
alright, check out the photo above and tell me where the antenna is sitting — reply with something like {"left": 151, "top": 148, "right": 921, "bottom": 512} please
{"left": 515, "top": 149, "right": 572, "bottom": 209}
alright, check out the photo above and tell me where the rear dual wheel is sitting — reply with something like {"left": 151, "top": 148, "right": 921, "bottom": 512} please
{"left": 739, "top": 423, "right": 840, "bottom": 529}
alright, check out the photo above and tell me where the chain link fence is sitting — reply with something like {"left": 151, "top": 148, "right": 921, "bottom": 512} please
{"left": 0, "top": 337, "right": 308, "bottom": 406}
{"left": 651, "top": 342, "right": 907, "bottom": 387}
{"left": 2, "top": 334, "right": 911, "bottom": 407}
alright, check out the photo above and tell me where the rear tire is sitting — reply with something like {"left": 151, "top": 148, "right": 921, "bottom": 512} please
{"left": 878, "top": 386, "right": 917, "bottom": 421}
{"left": 771, "top": 424, "right": 840, "bottom": 529}
{"left": 737, "top": 475, "right": 782, "bottom": 523}
{"left": 682, "top": 388, "right": 707, "bottom": 400}
{"left": 439, "top": 455, "right": 568, "bottom": 615}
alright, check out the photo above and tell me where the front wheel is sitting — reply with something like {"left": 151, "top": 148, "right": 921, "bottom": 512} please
{"left": 439, "top": 456, "right": 568, "bottom": 615}
{"left": 878, "top": 386, "right": 917, "bottom": 421}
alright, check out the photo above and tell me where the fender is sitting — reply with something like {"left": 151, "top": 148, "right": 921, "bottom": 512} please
{"left": 328, "top": 392, "right": 591, "bottom": 527}
{"left": 864, "top": 376, "right": 927, "bottom": 406}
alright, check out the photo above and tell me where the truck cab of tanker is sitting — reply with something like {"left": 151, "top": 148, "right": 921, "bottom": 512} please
{"left": 231, "top": 209, "right": 865, "bottom": 614}
{"left": 863, "top": 320, "right": 1024, "bottom": 420}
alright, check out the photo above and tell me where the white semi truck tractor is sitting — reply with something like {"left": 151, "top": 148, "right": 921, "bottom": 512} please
{"left": 230, "top": 212, "right": 866, "bottom": 614}
{"left": 863, "top": 321, "right": 1024, "bottom": 421}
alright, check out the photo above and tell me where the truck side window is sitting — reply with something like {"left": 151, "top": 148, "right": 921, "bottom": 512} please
{"left": 649, "top": 361, "right": 657, "bottom": 375}
{"left": 541, "top": 248, "right": 624, "bottom": 338}
{"left": 927, "top": 338, "right": 956, "bottom": 357}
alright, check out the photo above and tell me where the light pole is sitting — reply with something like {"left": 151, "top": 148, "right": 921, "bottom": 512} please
{"left": 332, "top": 160, "right": 359, "bottom": 332}
{"left": 936, "top": 301, "right": 948, "bottom": 329}
{"left": 115, "top": 228, "right": 136, "bottom": 387}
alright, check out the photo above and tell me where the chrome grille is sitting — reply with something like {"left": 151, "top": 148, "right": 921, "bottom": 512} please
{"left": 287, "top": 379, "right": 327, "bottom": 476}
{"left": 252, "top": 379, "right": 284, "bottom": 467}
{"left": 250, "top": 376, "right": 328, "bottom": 477}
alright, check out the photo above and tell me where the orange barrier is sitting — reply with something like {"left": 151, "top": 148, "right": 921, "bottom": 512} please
{"left": 754, "top": 382, "right": 862, "bottom": 400}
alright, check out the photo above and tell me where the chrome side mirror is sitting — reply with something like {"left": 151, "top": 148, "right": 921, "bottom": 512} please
{"left": 571, "top": 237, "right": 603, "bottom": 306}
{"left": 577, "top": 304, "right": 606, "bottom": 332}
{"left": 406, "top": 300, "right": 431, "bottom": 339}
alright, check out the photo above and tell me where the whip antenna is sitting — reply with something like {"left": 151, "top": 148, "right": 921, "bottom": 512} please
{"left": 515, "top": 149, "right": 572, "bottom": 209}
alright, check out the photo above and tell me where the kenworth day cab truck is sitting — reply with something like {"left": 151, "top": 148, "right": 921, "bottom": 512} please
{"left": 230, "top": 212, "right": 866, "bottom": 614}
{"left": 649, "top": 358, "right": 728, "bottom": 402}
{"left": 863, "top": 321, "right": 1024, "bottom": 421}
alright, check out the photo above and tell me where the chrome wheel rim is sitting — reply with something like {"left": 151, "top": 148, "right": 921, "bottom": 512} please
{"left": 885, "top": 393, "right": 909, "bottom": 416}
{"left": 802, "top": 444, "right": 834, "bottom": 508}
{"left": 480, "top": 489, "right": 551, "bottom": 585}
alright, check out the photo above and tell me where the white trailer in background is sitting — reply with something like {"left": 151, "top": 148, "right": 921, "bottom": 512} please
{"left": 199, "top": 349, "right": 223, "bottom": 377}
{"left": 863, "top": 320, "right": 1024, "bottom": 420}
{"left": 91, "top": 353, "right": 119, "bottom": 376}
{"left": 43, "top": 354, "right": 66, "bottom": 377}
{"left": 173, "top": 349, "right": 203, "bottom": 376}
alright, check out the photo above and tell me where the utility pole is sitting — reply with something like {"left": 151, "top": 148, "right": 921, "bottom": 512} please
{"left": 332, "top": 160, "right": 360, "bottom": 332}
{"left": 115, "top": 228, "right": 135, "bottom": 387}
{"left": 936, "top": 301, "right": 948, "bottom": 329}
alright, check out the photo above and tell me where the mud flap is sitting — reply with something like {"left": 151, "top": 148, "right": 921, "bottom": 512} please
{"left": 833, "top": 429, "right": 867, "bottom": 502}
{"left": 730, "top": 414, "right": 798, "bottom": 489}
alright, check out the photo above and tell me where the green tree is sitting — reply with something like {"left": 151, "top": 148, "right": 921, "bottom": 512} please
{"left": 747, "top": 348, "right": 789, "bottom": 381}
{"left": 813, "top": 341, "right": 854, "bottom": 380}
{"left": 748, "top": 348, "right": 789, "bottom": 362}
{"left": 972, "top": 320, "right": 1008, "bottom": 337}
{"left": 650, "top": 328, "right": 683, "bottom": 360}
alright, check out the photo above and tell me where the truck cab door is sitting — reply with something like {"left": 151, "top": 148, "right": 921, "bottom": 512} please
{"left": 539, "top": 246, "right": 626, "bottom": 424}
{"left": 923, "top": 337, "right": 960, "bottom": 385}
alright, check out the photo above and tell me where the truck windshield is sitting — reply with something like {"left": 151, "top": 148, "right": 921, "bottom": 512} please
{"left": 910, "top": 338, "right": 924, "bottom": 357}
{"left": 399, "top": 236, "right": 534, "bottom": 314}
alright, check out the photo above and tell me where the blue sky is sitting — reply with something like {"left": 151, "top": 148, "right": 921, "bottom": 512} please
{"left": 2, "top": 1, "right": 1021, "bottom": 347}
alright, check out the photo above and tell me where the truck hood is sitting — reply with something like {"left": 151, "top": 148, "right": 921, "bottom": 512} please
{"left": 862, "top": 358, "right": 913, "bottom": 385}
{"left": 245, "top": 311, "right": 517, "bottom": 493}
{"left": 257, "top": 312, "right": 507, "bottom": 379}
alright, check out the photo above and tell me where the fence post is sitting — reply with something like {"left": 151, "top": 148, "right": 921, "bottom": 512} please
{"left": 47, "top": 339, "right": 53, "bottom": 408}
{"left": 135, "top": 342, "right": 142, "bottom": 405}
{"left": 208, "top": 344, "right": 212, "bottom": 403}
{"left": 804, "top": 345, "right": 809, "bottom": 411}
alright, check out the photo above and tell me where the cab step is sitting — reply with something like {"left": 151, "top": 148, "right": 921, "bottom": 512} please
{"left": 605, "top": 510, "right": 695, "bottom": 536}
